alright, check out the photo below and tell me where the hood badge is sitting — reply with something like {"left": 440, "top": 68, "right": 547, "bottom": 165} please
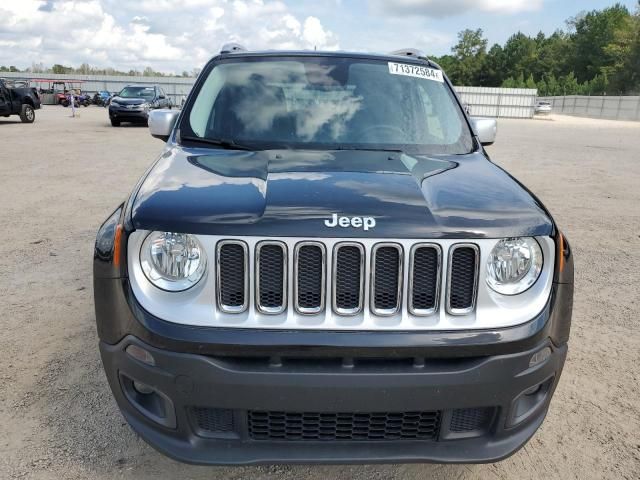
{"left": 324, "top": 214, "right": 376, "bottom": 231}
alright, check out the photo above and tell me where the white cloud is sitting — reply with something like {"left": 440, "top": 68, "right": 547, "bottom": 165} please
{"left": 372, "top": 0, "right": 544, "bottom": 18}
{"left": 0, "top": 0, "right": 339, "bottom": 73}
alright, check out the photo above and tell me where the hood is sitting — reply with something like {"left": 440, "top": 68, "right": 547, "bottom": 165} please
{"left": 112, "top": 97, "right": 148, "bottom": 105}
{"left": 130, "top": 147, "right": 553, "bottom": 239}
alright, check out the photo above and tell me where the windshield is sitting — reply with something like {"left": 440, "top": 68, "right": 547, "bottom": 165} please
{"left": 118, "top": 86, "right": 155, "bottom": 99}
{"left": 183, "top": 56, "right": 473, "bottom": 154}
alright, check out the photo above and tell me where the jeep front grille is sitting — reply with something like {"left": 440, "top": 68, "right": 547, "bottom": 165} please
{"left": 214, "top": 239, "right": 479, "bottom": 321}
{"left": 130, "top": 232, "right": 556, "bottom": 331}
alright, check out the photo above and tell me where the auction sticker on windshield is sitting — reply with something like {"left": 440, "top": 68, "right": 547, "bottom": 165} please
{"left": 388, "top": 62, "right": 444, "bottom": 82}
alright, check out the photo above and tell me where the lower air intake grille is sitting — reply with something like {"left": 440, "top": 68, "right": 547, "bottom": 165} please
{"left": 191, "top": 407, "right": 235, "bottom": 434}
{"left": 217, "top": 242, "right": 247, "bottom": 312}
{"left": 248, "top": 410, "right": 441, "bottom": 441}
{"left": 448, "top": 245, "right": 478, "bottom": 313}
{"left": 450, "top": 407, "right": 494, "bottom": 433}
{"left": 334, "top": 244, "right": 364, "bottom": 313}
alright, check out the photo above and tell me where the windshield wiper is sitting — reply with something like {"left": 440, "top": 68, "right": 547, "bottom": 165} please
{"left": 180, "top": 135, "right": 253, "bottom": 151}
{"left": 335, "top": 146, "right": 406, "bottom": 153}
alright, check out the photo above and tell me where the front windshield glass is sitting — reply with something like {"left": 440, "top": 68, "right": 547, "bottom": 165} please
{"left": 185, "top": 56, "right": 473, "bottom": 154}
{"left": 119, "top": 86, "right": 155, "bottom": 99}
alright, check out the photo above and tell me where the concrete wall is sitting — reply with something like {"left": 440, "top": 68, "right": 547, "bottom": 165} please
{"left": 456, "top": 86, "right": 537, "bottom": 118}
{"left": 539, "top": 95, "right": 640, "bottom": 121}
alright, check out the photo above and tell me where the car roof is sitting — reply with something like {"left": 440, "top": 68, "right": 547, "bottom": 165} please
{"left": 216, "top": 49, "right": 436, "bottom": 66}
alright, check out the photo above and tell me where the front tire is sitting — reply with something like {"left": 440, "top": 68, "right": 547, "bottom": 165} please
{"left": 110, "top": 118, "right": 120, "bottom": 127}
{"left": 20, "top": 104, "right": 35, "bottom": 123}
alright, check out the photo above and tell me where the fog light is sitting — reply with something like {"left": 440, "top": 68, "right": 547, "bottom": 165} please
{"left": 125, "top": 344, "right": 156, "bottom": 366}
{"left": 529, "top": 347, "right": 551, "bottom": 368}
{"left": 133, "top": 381, "right": 154, "bottom": 395}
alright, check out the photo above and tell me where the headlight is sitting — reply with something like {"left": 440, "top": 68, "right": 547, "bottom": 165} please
{"left": 486, "top": 237, "right": 543, "bottom": 295}
{"left": 140, "top": 232, "right": 206, "bottom": 291}
{"left": 110, "top": 101, "right": 120, "bottom": 107}
{"left": 142, "top": 102, "right": 151, "bottom": 110}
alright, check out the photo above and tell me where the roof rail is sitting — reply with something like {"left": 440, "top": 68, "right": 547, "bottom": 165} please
{"left": 220, "top": 42, "right": 247, "bottom": 54}
{"left": 390, "top": 48, "right": 429, "bottom": 60}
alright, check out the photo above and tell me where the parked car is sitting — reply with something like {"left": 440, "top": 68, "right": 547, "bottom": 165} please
{"left": 93, "top": 90, "right": 112, "bottom": 106}
{"left": 94, "top": 46, "right": 574, "bottom": 465}
{"left": 535, "top": 101, "right": 552, "bottom": 115}
{"left": 0, "top": 78, "right": 41, "bottom": 123}
{"left": 108, "top": 85, "right": 172, "bottom": 126}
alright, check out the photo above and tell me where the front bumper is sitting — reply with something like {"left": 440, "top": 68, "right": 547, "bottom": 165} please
{"left": 109, "top": 105, "right": 148, "bottom": 122}
{"left": 100, "top": 334, "right": 566, "bottom": 465}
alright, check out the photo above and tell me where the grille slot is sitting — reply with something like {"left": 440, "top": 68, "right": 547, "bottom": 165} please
{"left": 371, "top": 244, "right": 403, "bottom": 315}
{"left": 333, "top": 243, "right": 365, "bottom": 315}
{"left": 216, "top": 241, "right": 248, "bottom": 313}
{"left": 248, "top": 410, "right": 440, "bottom": 441}
{"left": 256, "top": 242, "right": 287, "bottom": 314}
{"left": 294, "top": 243, "right": 326, "bottom": 314}
{"left": 409, "top": 244, "right": 441, "bottom": 315}
{"left": 447, "top": 245, "right": 479, "bottom": 314}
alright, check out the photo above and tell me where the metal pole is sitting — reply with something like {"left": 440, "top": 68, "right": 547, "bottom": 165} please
{"left": 616, "top": 95, "right": 623, "bottom": 120}
{"left": 635, "top": 96, "right": 640, "bottom": 121}
{"left": 601, "top": 96, "right": 605, "bottom": 118}
{"left": 496, "top": 93, "right": 502, "bottom": 118}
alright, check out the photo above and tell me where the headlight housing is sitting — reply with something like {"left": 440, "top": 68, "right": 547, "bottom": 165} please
{"left": 110, "top": 101, "right": 120, "bottom": 107}
{"left": 486, "top": 237, "right": 543, "bottom": 295}
{"left": 140, "top": 231, "right": 206, "bottom": 291}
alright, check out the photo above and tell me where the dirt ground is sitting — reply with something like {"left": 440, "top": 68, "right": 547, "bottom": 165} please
{"left": 0, "top": 106, "right": 638, "bottom": 480}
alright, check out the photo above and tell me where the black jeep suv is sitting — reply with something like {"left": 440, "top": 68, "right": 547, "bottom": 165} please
{"left": 94, "top": 46, "right": 573, "bottom": 465}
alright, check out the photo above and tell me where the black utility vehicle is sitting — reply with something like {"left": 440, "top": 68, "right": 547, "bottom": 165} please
{"left": 0, "top": 78, "right": 41, "bottom": 123}
{"left": 108, "top": 85, "right": 172, "bottom": 126}
{"left": 94, "top": 46, "right": 574, "bottom": 465}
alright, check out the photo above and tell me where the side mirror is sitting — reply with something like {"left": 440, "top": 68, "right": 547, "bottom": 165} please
{"left": 470, "top": 117, "right": 497, "bottom": 146}
{"left": 149, "top": 109, "right": 179, "bottom": 141}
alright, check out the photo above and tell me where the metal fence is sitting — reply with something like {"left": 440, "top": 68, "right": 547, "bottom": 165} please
{"left": 0, "top": 71, "right": 195, "bottom": 105}
{"left": 538, "top": 95, "right": 640, "bottom": 121}
{"left": 456, "top": 86, "right": 537, "bottom": 118}
{"left": 3, "top": 71, "right": 539, "bottom": 118}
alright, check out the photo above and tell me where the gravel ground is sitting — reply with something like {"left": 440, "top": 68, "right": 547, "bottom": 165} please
{"left": 0, "top": 106, "right": 639, "bottom": 480}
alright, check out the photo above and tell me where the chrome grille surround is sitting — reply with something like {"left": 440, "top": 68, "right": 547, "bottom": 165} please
{"left": 332, "top": 242, "right": 366, "bottom": 316}
{"left": 128, "top": 233, "right": 556, "bottom": 332}
{"left": 216, "top": 240, "right": 249, "bottom": 314}
{"left": 408, "top": 243, "right": 442, "bottom": 316}
{"left": 255, "top": 241, "right": 288, "bottom": 315}
{"left": 370, "top": 243, "right": 404, "bottom": 316}
{"left": 293, "top": 242, "right": 327, "bottom": 315}
{"left": 446, "top": 244, "right": 480, "bottom": 316}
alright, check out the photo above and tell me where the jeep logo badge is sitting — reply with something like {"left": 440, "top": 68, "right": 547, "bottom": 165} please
{"left": 324, "top": 214, "right": 376, "bottom": 231}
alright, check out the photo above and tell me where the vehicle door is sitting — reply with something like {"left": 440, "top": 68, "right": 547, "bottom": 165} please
{"left": 0, "top": 81, "right": 12, "bottom": 115}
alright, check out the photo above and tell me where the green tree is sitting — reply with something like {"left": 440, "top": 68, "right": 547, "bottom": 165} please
{"left": 568, "top": 3, "right": 631, "bottom": 82}
{"left": 448, "top": 28, "right": 488, "bottom": 85}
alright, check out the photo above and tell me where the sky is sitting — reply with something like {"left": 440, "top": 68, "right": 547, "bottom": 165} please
{"left": 1, "top": 0, "right": 638, "bottom": 74}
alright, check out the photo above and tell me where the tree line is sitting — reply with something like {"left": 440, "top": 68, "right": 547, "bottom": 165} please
{"left": 0, "top": 63, "right": 200, "bottom": 79}
{"left": 432, "top": 2, "right": 640, "bottom": 95}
